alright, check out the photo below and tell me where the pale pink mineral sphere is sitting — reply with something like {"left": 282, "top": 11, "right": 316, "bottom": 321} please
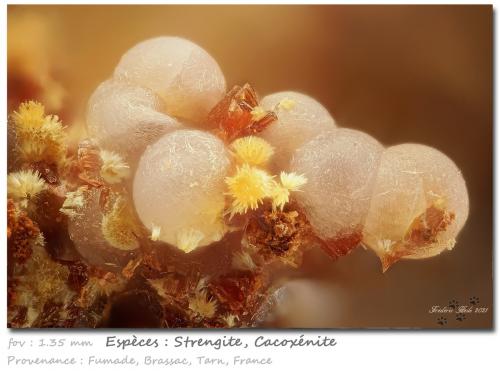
{"left": 258, "top": 91, "right": 336, "bottom": 169}
{"left": 86, "top": 79, "right": 180, "bottom": 160}
{"left": 114, "top": 36, "right": 226, "bottom": 125}
{"left": 364, "top": 143, "right": 469, "bottom": 260}
{"left": 290, "top": 128, "right": 384, "bottom": 241}
{"left": 133, "top": 129, "right": 231, "bottom": 251}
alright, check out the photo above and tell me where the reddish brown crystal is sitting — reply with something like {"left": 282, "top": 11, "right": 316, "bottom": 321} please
{"left": 320, "top": 229, "right": 362, "bottom": 260}
{"left": 378, "top": 205, "right": 456, "bottom": 272}
{"left": 209, "top": 271, "right": 265, "bottom": 314}
{"left": 67, "top": 261, "right": 89, "bottom": 292}
{"left": 75, "top": 139, "right": 104, "bottom": 187}
{"left": 405, "top": 205, "right": 455, "bottom": 248}
{"left": 207, "top": 83, "right": 277, "bottom": 142}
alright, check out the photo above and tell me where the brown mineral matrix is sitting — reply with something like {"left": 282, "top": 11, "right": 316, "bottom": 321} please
{"left": 245, "top": 207, "right": 312, "bottom": 267}
{"left": 7, "top": 199, "right": 39, "bottom": 265}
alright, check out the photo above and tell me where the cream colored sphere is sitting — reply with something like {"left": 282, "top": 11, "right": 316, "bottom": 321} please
{"left": 114, "top": 36, "right": 226, "bottom": 124}
{"left": 290, "top": 128, "right": 383, "bottom": 241}
{"left": 364, "top": 143, "right": 469, "bottom": 260}
{"left": 258, "top": 91, "right": 336, "bottom": 169}
{"left": 133, "top": 129, "right": 231, "bottom": 252}
{"left": 86, "top": 79, "right": 180, "bottom": 160}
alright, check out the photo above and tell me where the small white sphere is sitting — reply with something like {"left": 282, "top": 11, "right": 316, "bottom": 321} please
{"left": 290, "top": 128, "right": 383, "bottom": 242}
{"left": 258, "top": 91, "right": 336, "bottom": 169}
{"left": 114, "top": 36, "right": 226, "bottom": 124}
{"left": 86, "top": 79, "right": 180, "bottom": 160}
{"left": 133, "top": 129, "right": 231, "bottom": 252}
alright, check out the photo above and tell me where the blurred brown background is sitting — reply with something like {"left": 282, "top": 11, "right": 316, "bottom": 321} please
{"left": 7, "top": 5, "right": 493, "bottom": 328}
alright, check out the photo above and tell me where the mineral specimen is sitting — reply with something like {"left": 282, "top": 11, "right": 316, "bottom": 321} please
{"left": 6, "top": 35, "right": 470, "bottom": 328}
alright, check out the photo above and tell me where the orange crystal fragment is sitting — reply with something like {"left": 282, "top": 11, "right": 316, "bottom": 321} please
{"left": 320, "top": 229, "right": 362, "bottom": 260}
{"left": 207, "top": 83, "right": 277, "bottom": 142}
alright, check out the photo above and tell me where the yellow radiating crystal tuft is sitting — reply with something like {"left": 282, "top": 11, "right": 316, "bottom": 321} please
{"left": 232, "top": 250, "right": 257, "bottom": 271}
{"left": 101, "top": 196, "right": 141, "bottom": 251}
{"left": 99, "top": 150, "right": 130, "bottom": 184}
{"left": 150, "top": 223, "right": 161, "bottom": 241}
{"left": 270, "top": 172, "right": 308, "bottom": 210}
{"left": 7, "top": 169, "right": 46, "bottom": 208}
{"left": 280, "top": 172, "right": 308, "bottom": 191}
{"left": 270, "top": 182, "right": 290, "bottom": 211}
{"left": 11, "top": 101, "right": 45, "bottom": 129}
{"left": 176, "top": 227, "right": 205, "bottom": 253}
{"left": 225, "top": 164, "right": 274, "bottom": 216}
{"left": 222, "top": 314, "right": 239, "bottom": 327}
{"left": 230, "top": 136, "right": 274, "bottom": 166}
{"left": 188, "top": 278, "right": 217, "bottom": 318}
{"left": 11, "top": 101, "right": 66, "bottom": 166}
{"left": 278, "top": 97, "right": 296, "bottom": 111}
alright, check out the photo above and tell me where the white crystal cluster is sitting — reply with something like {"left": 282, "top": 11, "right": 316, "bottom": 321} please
{"left": 85, "top": 36, "right": 469, "bottom": 266}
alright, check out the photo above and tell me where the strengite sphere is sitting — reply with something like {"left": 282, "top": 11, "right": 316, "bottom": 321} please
{"left": 363, "top": 144, "right": 469, "bottom": 270}
{"left": 133, "top": 130, "right": 231, "bottom": 253}
{"left": 290, "top": 129, "right": 383, "bottom": 255}
{"left": 86, "top": 79, "right": 180, "bottom": 160}
{"left": 114, "top": 36, "right": 226, "bottom": 124}
{"left": 67, "top": 188, "right": 138, "bottom": 269}
{"left": 258, "top": 91, "right": 336, "bottom": 169}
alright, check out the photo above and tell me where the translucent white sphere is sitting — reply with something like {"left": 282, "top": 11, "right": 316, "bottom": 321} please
{"left": 86, "top": 79, "right": 180, "bottom": 160}
{"left": 258, "top": 91, "right": 336, "bottom": 169}
{"left": 114, "top": 36, "right": 226, "bottom": 124}
{"left": 290, "top": 128, "right": 383, "bottom": 242}
{"left": 68, "top": 188, "right": 137, "bottom": 269}
{"left": 133, "top": 129, "right": 231, "bottom": 252}
{"left": 364, "top": 143, "right": 469, "bottom": 262}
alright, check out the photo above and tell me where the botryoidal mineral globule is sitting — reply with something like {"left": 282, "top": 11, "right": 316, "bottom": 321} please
{"left": 7, "top": 36, "right": 469, "bottom": 328}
